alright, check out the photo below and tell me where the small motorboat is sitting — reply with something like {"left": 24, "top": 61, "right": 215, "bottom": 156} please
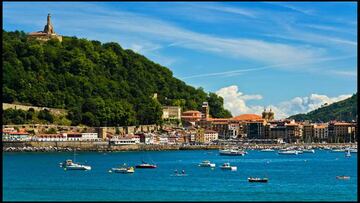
{"left": 60, "top": 159, "right": 91, "bottom": 171}
{"left": 109, "top": 164, "right": 135, "bottom": 173}
{"left": 220, "top": 163, "right": 237, "bottom": 171}
{"left": 135, "top": 161, "right": 157, "bottom": 169}
{"left": 198, "top": 160, "right": 216, "bottom": 167}
{"left": 336, "top": 176, "right": 350, "bottom": 180}
{"left": 248, "top": 177, "right": 268, "bottom": 183}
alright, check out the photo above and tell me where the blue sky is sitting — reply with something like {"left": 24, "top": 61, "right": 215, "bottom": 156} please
{"left": 3, "top": 2, "right": 357, "bottom": 118}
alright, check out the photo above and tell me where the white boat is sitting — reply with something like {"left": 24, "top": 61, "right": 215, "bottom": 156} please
{"left": 345, "top": 149, "right": 351, "bottom": 157}
{"left": 220, "top": 163, "right": 237, "bottom": 171}
{"left": 60, "top": 149, "right": 91, "bottom": 170}
{"left": 278, "top": 150, "right": 298, "bottom": 155}
{"left": 60, "top": 160, "right": 91, "bottom": 170}
{"left": 350, "top": 148, "right": 357, "bottom": 153}
{"left": 110, "top": 165, "right": 135, "bottom": 174}
{"left": 219, "top": 149, "right": 245, "bottom": 156}
{"left": 302, "top": 149, "right": 315, "bottom": 153}
{"left": 198, "top": 160, "right": 216, "bottom": 167}
{"left": 336, "top": 176, "right": 350, "bottom": 180}
{"left": 260, "top": 149, "right": 275, "bottom": 152}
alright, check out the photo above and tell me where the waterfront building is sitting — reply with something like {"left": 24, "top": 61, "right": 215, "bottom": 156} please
{"left": 110, "top": 135, "right": 140, "bottom": 145}
{"left": 328, "top": 122, "right": 356, "bottom": 143}
{"left": 27, "top": 13, "right": 62, "bottom": 42}
{"left": 64, "top": 132, "right": 100, "bottom": 141}
{"left": 181, "top": 110, "right": 202, "bottom": 124}
{"left": 33, "top": 134, "right": 66, "bottom": 141}
{"left": 159, "top": 135, "right": 169, "bottom": 145}
{"left": 2, "top": 131, "right": 31, "bottom": 141}
{"left": 246, "top": 121, "right": 265, "bottom": 139}
{"left": 162, "top": 106, "right": 181, "bottom": 121}
{"left": 195, "top": 129, "right": 205, "bottom": 144}
{"left": 303, "top": 121, "right": 314, "bottom": 143}
{"left": 313, "top": 124, "right": 328, "bottom": 143}
{"left": 269, "top": 124, "right": 286, "bottom": 140}
{"left": 203, "top": 130, "right": 219, "bottom": 144}
{"left": 285, "top": 122, "right": 302, "bottom": 143}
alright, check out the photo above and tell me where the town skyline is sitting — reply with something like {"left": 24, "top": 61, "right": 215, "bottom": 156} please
{"left": 3, "top": 2, "right": 357, "bottom": 119}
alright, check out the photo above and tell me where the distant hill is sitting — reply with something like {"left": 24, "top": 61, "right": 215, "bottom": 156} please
{"left": 288, "top": 93, "right": 357, "bottom": 122}
{"left": 2, "top": 30, "right": 232, "bottom": 126}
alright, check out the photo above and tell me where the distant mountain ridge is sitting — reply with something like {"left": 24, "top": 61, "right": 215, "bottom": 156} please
{"left": 288, "top": 93, "right": 357, "bottom": 122}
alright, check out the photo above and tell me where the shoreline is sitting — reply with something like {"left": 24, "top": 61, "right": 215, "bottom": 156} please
{"left": 3, "top": 142, "right": 357, "bottom": 153}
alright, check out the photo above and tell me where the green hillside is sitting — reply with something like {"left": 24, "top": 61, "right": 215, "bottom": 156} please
{"left": 288, "top": 93, "right": 357, "bottom": 122}
{"left": 2, "top": 30, "right": 232, "bottom": 126}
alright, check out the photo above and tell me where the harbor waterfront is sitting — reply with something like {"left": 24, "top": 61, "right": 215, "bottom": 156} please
{"left": 3, "top": 149, "right": 357, "bottom": 201}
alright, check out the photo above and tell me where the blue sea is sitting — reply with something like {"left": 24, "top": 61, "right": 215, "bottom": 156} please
{"left": 3, "top": 149, "right": 357, "bottom": 201}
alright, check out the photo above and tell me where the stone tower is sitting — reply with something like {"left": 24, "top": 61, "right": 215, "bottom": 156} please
{"left": 201, "top": 102, "right": 209, "bottom": 120}
{"left": 43, "top": 13, "right": 55, "bottom": 34}
{"left": 28, "top": 13, "right": 62, "bottom": 42}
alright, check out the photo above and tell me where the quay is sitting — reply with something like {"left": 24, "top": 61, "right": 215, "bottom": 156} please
{"left": 2, "top": 141, "right": 356, "bottom": 152}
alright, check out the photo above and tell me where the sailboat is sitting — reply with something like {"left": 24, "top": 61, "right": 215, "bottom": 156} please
{"left": 59, "top": 149, "right": 91, "bottom": 170}
{"left": 345, "top": 148, "right": 351, "bottom": 158}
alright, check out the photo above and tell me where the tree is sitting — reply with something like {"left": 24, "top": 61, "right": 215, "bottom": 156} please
{"left": 38, "top": 109, "right": 54, "bottom": 123}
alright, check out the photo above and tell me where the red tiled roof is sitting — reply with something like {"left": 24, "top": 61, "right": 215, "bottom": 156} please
{"left": 231, "top": 114, "right": 262, "bottom": 121}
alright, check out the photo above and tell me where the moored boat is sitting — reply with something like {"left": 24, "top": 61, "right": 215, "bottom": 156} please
{"left": 345, "top": 149, "right": 351, "bottom": 157}
{"left": 336, "top": 176, "right": 350, "bottom": 180}
{"left": 219, "top": 149, "right": 246, "bottom": 156}
{"left": 248, "top": 177, "right": 268, "bottom": 183}
{"left": 135, "top": 161, "right": 157, "bottom": 169}
{"left": 60, "top": 159, "right": 91, "bottom": 170}
{"left": 109, "top": 164, "right": 135, "bottom": 173}
{"left": 198, "top": 160, "right": 216, "bottom": 167}
{"left": 220, "top": 163, "right": 237, "bottom": 171}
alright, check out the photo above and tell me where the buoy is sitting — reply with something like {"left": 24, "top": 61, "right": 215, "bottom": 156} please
{"left": 108, "top": 170, "right": 112, "bottom": 173}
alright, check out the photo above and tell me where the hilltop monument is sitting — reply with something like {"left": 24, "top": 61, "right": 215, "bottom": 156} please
{"left": 27, "top": 13, "right": 62, "bottom": 42}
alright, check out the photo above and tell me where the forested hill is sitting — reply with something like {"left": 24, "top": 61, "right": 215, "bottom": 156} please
{"left": 2, "top": 30, "right": 232, "bottom": 126}
{"left": 288, "top": 93, "right": 357, "bottom": 122}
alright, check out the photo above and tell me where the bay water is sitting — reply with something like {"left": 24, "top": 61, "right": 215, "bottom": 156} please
{"left": 3, "top": 149, "right": 357, "bottom": 201}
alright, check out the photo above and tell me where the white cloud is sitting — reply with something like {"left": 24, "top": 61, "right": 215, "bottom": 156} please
{"left": 216, "top": 85, "right": 352, "bottom": 119}
{"left": 215, "top": 85, "right": 263, "bottom": 116}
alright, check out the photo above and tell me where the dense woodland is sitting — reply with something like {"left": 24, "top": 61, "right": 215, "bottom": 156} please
{"left": 288, "top": 93, "right": 357, "bottom": 122}
{"left": 2, "top": 30, "right": 232, "bottom": 126}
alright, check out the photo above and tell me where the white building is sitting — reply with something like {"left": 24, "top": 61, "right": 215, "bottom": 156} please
{"left": 162, "top": 106, "right": 181, "bottom": 120}
{"left": 110, "top": 136, "right": 140, "bottom": 145}
{"left": 159, "top": 136, "right": 169, "bottom": 145}
{"left": 64, "top": 132, "right": 100, "bottom": 141}
{"left": 81, "top": 133, "right": 99, "bottom": 141}
{"left": 204, "top": 130, "right": 219, "bottom": 144}
{"left": 33, "top": 134, "right": 67, "bottom": 141}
